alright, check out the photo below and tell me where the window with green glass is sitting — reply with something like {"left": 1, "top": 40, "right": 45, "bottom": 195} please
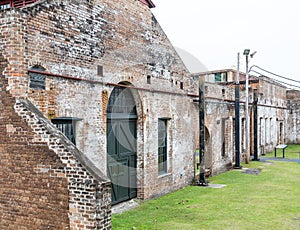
{"left": 214, "top": 72, "right": 228, "bottom": 82}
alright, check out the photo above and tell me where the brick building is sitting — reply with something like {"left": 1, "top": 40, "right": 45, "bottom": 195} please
{"left": 196, "top": 69, "right": 298, "bottom": 175}
{"left": 0, "top": 77, "right": 111, "bottom": 229}
{"left": 0, "top": 0, "right": 199, "bottom": 228}
{"left": 1, "top": 0, "right": 299, "bottom": 229}
{"left": 286, "top": 90, "right": 300, "bottom": 143}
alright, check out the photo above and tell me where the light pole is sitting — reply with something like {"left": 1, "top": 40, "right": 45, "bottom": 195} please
{"left": 243, "top": 49, "right": 256, "bottom": 164}
{"left": 234, "top": 52, "right": 241, "bottom": 168}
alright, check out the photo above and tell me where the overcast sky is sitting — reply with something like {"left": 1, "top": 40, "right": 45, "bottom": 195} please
{"left": 152, "top": 0, "right": 300, "bottom": 87}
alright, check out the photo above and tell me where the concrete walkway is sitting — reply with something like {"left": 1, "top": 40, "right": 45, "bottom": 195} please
{"left": 260, "top": 157, "right": 299, "bottom": 163}
{"left": 112, "top": 199, "right": 140, "bottom": 214}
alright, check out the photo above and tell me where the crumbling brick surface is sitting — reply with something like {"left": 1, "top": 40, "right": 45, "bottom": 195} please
{"left": 286, "top": 90, "right": 300, "bottom": 143}
{"left": 1, "top": 0, "right": 299, "bottom": 222}
{"left": 0, "top": 61, "right": 111, "bottom": 229}
{"left": 14, "top": 0, "right": 196, "bottom": 200}
{"left": 0, "top": 75, "right": 69, "bottom": 229}
{"left": 1, "top": 0, "right": 197, "bottom": 209}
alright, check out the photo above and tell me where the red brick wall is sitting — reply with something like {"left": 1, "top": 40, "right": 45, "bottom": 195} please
{"left": 0, "top": 54, "right": 111, "bottom": 229}
{"left": 1, "top": 0, "right": 197, "bottom": 204}
{"left": 20, "top": 0, "right": 195, "bottom": 201}
{"left": 0, "top": 75, "right": 70, "bottom": 229}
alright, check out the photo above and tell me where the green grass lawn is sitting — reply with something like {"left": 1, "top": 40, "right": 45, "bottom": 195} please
{"left": 112, "top": 146, "right": 300, "bottom": 229}
{"left": 262, "top": 144, "right": 300, "bottom": 159}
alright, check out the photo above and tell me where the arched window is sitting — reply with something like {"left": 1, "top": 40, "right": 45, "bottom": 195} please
{"left": 107, "top": 86, "right": 137, "bottom": 116}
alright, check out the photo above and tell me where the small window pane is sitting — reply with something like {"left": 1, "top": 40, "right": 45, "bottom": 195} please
{"left": 0, "top": 4, "right": 10, "bottom": 10}
{"left": 29, "top": 66, "right": 46, "bottom": 90}
{"left": 52, "top": 118, "right": 79, "bottom": 145}
{"left": 215, "top": 72, "right": 227, "bottom": 82}
{"left": 158, "top": 119, "right": 167, "bottom": 175}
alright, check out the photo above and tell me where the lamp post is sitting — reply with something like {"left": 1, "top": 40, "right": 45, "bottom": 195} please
{"left": 234, "top": 52, "right": 241, "bottom": 168}
{"left": 243, "top": 49, "right": 256, "bottom": 164}
{"left": 243, "top": 49, "right": 250, "bottom": 163}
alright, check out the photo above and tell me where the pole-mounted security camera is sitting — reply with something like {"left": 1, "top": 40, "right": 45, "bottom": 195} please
{"left": 250, "top": 51, "right": 257, "bottom": 58}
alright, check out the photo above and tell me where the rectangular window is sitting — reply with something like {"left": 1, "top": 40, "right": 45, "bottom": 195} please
{"left": 269, "top": 118, "right": 273, "bottom": 144}
{"left": 180, "top": 82, "right": 184, "bottom": 90}
{"left": 259, "top": 117, "right": 263, "bottom": 146}
{"left": 10, "top": 0, "right": 39, "bottom": 8}
{"left": 215, "top": 73, "right": 222, "bottom": 82}
{"left": 241, "top": 118, "right": 246, "bottom": 151}
{"left": 221, "top": 118, "right": 226, "bottom": 157}
{"left": 147, "top": 75, "right": 151, "bottom": 84}
{"left": 0, "top": 3, "right": 10, "bottom": 10}
{"left": 265, "top": 118, "right": 269, "bottom": 144}
{"left": 29, "top": 72, "right": 46, "bottom": 89}
{"left": 158, "top": 119, "right": 168, "bottom": 175}
{"left": 1, "top": 0, "right": 40, "bottom": 10}
{"left": 279, "top": 122, "right": 283, "bottom": 144}
{"left": 97, "top": 65, "right": 103, "bottom": 77}
{"left": 52, "top": 117, "right": 82, "bottom": 145}
{"left": 29, "top": 66, "right": 46, "bottom": 90}
{"left": 214, "top": 72, "right": 228, "bottom": 82}
{"left": 221, "top": 118, "right": 230, "bottom": 157}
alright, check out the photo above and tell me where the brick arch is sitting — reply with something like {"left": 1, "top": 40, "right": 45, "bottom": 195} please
{"left": 106, "top": 81, "right": 146, "bottom": 204}
{"left": 106, "top": 81, "right": 144, "bottom": 119}
{"left": 29, "top": 64, "right": 46, "bottom": 70}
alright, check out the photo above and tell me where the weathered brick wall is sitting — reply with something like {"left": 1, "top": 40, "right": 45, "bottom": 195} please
{"left": 1, "top": 29, "right": 111, "bottom": 227}
{"left": 286, "top": 90, "right": 300, "bottom": 144}
{"left": 204, "top": 82, "right": 235, "bottom": 175}
{"left": 22, "top": 0, "right": 190, "bottom": 87}
{"left": 0, "top": 76, "right": 69, "bottom": 228}
{"left": 201, "top": 74, "right": 289, "bottom": 173}
{"left": 257, "top": 78, "right": 287, "bottom": 153}
{"left": 0, "top": 10, "right": 28, "bottom": 97}
{"left": 141, "top": 92, "right": 198, "bottom": 198}
{"left": 4, "top": 0, "right": 197, "bottom": 200}
{"left": 0, "top": 77, "right": 111, "bottom": 228}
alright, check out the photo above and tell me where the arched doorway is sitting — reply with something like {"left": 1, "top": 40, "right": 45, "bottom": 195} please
{"left": 106, "top": 84, "right": 137, "bottom": 205}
